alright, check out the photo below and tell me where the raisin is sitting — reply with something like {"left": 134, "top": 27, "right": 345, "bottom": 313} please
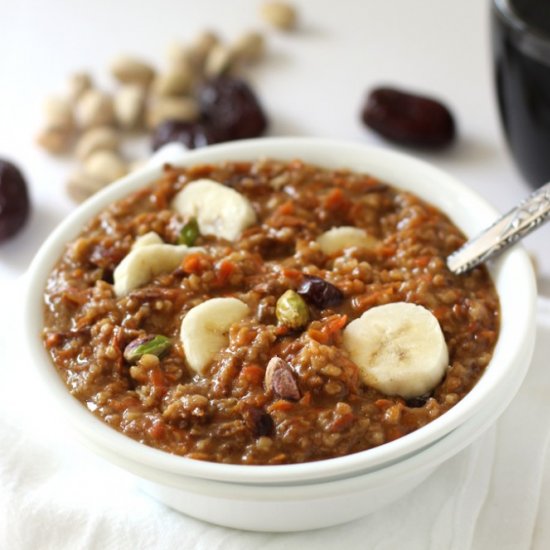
{"left": 151, "top": 120, "right": 226, "bottom": 151}
{"left": 244, "top": 407, "right": 275, "bottom": 438}
{"left": 362, "top": 87, "right": 455, "bottom": 148}
{"left": 0, "top": 159, "right": 30, "bottom": 243}
{"left": 297, "top": 275, "right": 344, "bottom": 309}
{"left": 198, "top": 76, "right": 268, "bottom": 141}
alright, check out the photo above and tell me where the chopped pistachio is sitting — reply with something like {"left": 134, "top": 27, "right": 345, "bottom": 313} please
{"left": 123, "top": 335, "right": 171, "bottom": 363}
{"left": 276, "top": 289, "right": 310, "bottom": 329}
{"left": 178, "top": 218, "right": 200, "bottom": 246}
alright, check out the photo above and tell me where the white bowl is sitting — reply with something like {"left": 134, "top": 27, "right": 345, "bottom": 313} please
{"left": 23, "top": 138, "right": 537, "bottom": 530}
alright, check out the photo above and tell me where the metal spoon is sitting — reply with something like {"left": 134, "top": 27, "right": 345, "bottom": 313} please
{"left": 447, "top": 182, "right": 550, "bottom": 274}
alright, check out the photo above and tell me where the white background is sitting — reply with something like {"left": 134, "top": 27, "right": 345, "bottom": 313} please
{"left": 1, "top": 1, "right": 550, "bottom": 548}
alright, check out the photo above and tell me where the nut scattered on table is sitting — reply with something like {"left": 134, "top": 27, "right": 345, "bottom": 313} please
{"left": 67, "top": 72, "right": 93, "bottom": 103}
{"left": 113, "top": 84, "right": 146, "bottom": 129}
{"left": 110, "top": 55, "right": 156, "bottom": 87}
{"left": 83, "top": 150, "right": 128, "bottom": 183}
{"left": 36, "top": 21, "right": 280, "bottom": 202}
{"left": 146, "top": 96, "right": 199, "bottom": 128}
{"left": 231, "top": 31, "right": 265, "bottom": 64}
{"left": 76, "top": 89, "right": 115, "bottom": 129}
{"left": 75, "top": 126, "right": 120, "bottom": 161}
{"left": 261, "top": 1, "right": 297, "bottom": 30}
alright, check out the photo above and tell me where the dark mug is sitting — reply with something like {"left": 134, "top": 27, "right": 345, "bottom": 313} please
{"left": 492, "top": 0, "right": 550, "bottom": 189}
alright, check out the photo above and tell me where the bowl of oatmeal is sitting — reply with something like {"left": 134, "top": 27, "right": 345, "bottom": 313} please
{"left": 23, "top": 138, "right": 536, "bottom": 530}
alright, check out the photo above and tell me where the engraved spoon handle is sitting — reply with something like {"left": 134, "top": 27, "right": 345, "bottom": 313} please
{"left": 447, "top": 182, "right": 550, "bottom": 275}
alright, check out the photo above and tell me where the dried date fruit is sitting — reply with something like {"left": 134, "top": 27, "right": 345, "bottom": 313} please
{"left": 297, "top": 275, "right": 344, "bottom": 309}
{"left": 198, "top": 76, "right": 268, "bottom": 141}
{"left": 151, "top": 120, "right": 226, "bottom": 151}
{"left": 0, "top": 159, "right": 30, "bottom": 243}
{"left": 264, "top": 356, "right": 301, "bottom": 401}
{"left": 362, "top": 87, "right": 455, "bottom": 148}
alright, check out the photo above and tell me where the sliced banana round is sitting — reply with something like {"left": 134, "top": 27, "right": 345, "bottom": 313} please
{"left": 316, "top": 226, "right": 378, "bottom": 255}
{"left": 132, "top": 231, "right": 163, "bottom": 249}
{"left": 171, "top": 178, "right": 256, "bottom": 242}
{"left": 342, "top": 302, "right": 448, "bottom": 398}
{"left": 180, "top": 297, "right": 249, "bottom": 375}
{"left": 113, "top": 233, "right": 203, "bottom": 296}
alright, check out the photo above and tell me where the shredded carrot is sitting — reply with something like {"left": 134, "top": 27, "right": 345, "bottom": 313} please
{"left": 182, "top": 253, "right": 208, "bottom": 274}
{"left": 268, "top": 400, "right": 294, "bottom": 412}
{"left": 323, "top": 314, "right": 348, "bottom": 336}
{"left": 275, "top": 325, "right": 290, "bottom": 337}
{"left": 374, "top": 398, "right": 393, "bottom": 410}
{"left": 149, "top": 421, "right": 166, "bottom": 440}
{"left": 216, "top": 259, "right": 236, "bottom": 285}
{"left": 386, "top": 426, "right": 406, "bottom": 441}
{"left": 149, "top": 368, "right": 167, "bottom": 389}
{"left": 324, "top": 188, "right": 351, "bottom": 212}
{"left": 307, "top": 328, "right": 329, "bottom": 344}
{"left": 282, "top": 268, "right": 302, "bottom": 280}
{"left": 240, "top": 364, "right": 265, "bottom": 386}
{"left": 275, "top": 200, "right": 294, "bottom": 216}
{"left": 299, "top": 391, "right": 312, "bottom": 406}
{"left": 378, "top": 245, "right": 397, "bottom": 257}
{"left": 414, "top": 256, "right": 431, "bottom": 268}
{"left": 45, "top": 333, "right": 62, "bottom": 348}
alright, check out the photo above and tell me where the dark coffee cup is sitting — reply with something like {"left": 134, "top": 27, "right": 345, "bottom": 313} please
{"left": 492, "top": 0, "right": 550, "bottom": 189}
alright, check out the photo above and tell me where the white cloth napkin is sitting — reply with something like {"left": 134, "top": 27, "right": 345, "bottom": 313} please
{"left": 1, "top": 279, "right": 549, "bottom": 550}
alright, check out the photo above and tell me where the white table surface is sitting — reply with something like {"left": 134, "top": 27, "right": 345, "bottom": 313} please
{"left": 1, "top": 0, "right": 549, "bottom": 547}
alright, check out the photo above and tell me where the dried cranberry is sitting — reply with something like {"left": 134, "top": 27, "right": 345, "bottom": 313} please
{"left": 0, "top": 159, "right": 30, "bottom": 243}
{"left": 362, "top": 87, "right": 455, "bottom": 148}
{"left": 244, "top": 407, "right": 275, "bottom": 438}
{"left": 198, "top": 76, "right": 268, "bottom": 141}
{"left": 297, "top": 275, "right": 344, "bottom": 309}
{"left": 151, "top": 120, "right": 227, "bottom": 151}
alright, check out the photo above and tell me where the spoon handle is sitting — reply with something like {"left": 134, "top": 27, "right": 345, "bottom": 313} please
{"left": 447, "top": 182, "right": 550, "bottom": 275}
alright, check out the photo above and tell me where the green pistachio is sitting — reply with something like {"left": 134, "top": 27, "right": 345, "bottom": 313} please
{"left": 276, "top": 289, "right": 310, "bottom": 329}
{"left": 123, "top": 335, "right": 171, "bottom": 363}
{"left": 178, "top": 218, "right": 200, "bottom": 246}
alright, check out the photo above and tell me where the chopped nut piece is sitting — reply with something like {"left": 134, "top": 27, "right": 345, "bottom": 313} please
{"left": 261, "top": 1, "right": 297, "bottom": 30}
{"left": 124, "top": 335, "right": 171, "bottom": 363}
{"left": 75, "top": 89, "right": 115, "bottom": 129}
{"left": 264, "top": 356, "right": 301, "bottom": 401}
{"left": 276, "top": 289, "right": 310, "bottom": 329}
{"left": 110, "top": 55, "right": 155, "bottom": 86}
{"left": 75, "top": 126, "right": 119, "bottom": 161}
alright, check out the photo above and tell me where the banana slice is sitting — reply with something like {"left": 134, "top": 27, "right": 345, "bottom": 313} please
{"left": 113, "top": 234, "right": 203, "bottom": 296}
{"left": 180, "top": 297, "right": 249, "bottom": 374}
{"left": 132, "top": 231, "right": 163, "bottom": 249}
{"left": 171, "top": 178, "right": 256, "bottom": 241}
{"left": 342, "top": 302, "right": 448, "bottom": 398}
{"left": 316, "top": 226, "right": 378, "bottom": 255}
